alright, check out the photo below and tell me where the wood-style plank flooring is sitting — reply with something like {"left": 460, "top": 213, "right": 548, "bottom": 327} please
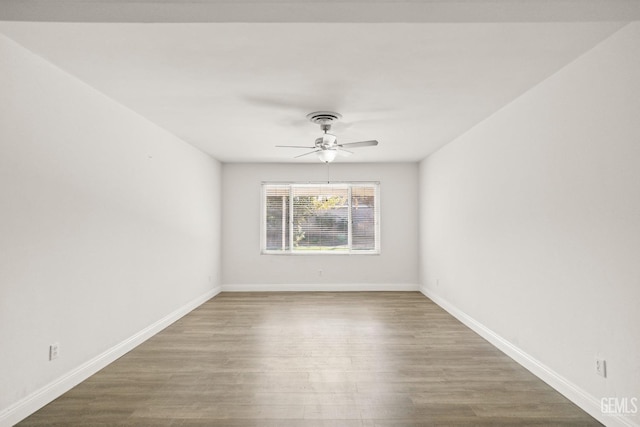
{"left": 19, "top": 292, "right": 600, "bottom": 426}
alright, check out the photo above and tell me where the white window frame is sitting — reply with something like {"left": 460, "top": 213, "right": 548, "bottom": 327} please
{"left": 261, "top": 182, "right": 380, "bottom": 255}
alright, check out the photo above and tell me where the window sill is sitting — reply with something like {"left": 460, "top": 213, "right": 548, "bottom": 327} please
{"left": 261, "top": 250, "right": 380, "bottom": 256}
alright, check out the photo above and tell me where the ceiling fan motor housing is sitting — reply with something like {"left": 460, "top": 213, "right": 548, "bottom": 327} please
{"left": 315, "top": 133, "right": 337, "bottom": 148}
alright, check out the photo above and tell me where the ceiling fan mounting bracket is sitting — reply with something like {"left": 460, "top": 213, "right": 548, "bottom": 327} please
{"left": 306, "top": 111, "right": 342, "bottom": 126}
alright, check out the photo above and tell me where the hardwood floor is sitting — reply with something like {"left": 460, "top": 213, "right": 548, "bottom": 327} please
{"left": 19, "top": 292, "right": 600, "bottom": 426}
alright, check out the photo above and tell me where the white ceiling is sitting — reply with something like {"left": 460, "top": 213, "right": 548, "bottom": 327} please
{"left": 0, "top": 1, "right": 636, "bottom": 163}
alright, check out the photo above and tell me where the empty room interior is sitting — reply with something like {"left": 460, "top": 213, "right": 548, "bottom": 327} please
{"left": 1, "top": 1, "right": 639, "bottom": 426}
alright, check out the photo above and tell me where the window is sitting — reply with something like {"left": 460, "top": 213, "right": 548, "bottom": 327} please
{"left": 262, "top": 182, "right": 380, "bottom": 254}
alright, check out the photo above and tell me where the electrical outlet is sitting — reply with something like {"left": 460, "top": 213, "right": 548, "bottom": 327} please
{"left": 318, "top": 270, "right": 323, "bottom": 277}
{"left": 49, "top": 343, "right": 60, "bottom": 361}
{"left": 596, "top": 358, "right": 607, "bottom": 377}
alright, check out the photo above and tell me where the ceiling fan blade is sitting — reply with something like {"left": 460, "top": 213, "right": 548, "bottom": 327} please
{"left": 338, "top": 140, "right": 379, "bottom": 148}
{"left": 294, "top": 150, "right": 320, "bottom": 159}
{"left": 336, "top": 148, "right": 353, "bottom": 157}
{"left": 276, "top": 145, "right": 316, "bottom": 149}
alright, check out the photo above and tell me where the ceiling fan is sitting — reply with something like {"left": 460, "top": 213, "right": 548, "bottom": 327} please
{"left": 277, "top": 111, "right": 378, "bottom": 163}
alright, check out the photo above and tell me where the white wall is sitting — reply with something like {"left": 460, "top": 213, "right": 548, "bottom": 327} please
{"left": 419, "top": 23, "right": 640, "bottom": 425}
{"left": 0, "top": 35, "right": 222, "bottom": 424}
{"left": 222, "top": 162, "right": 419, "bottom": 289}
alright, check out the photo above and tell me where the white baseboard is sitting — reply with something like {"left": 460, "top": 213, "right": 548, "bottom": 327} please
{"left": 419, "top": 286, "right": 638, "bottom": 427}
{"left": 221, "top": 283, "right": 420, "bottom": 292}
{"left": 0, "top": 286, "right": 222, "bottom": 427}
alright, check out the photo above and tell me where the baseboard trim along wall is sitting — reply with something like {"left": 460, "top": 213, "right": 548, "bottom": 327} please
{"left": 221, "top": 283, "right": 420, "bottom": 292}
{"left": 0, "top": 286, "right": 222, "bottom": 427}
{"left": 419, "top": 286, "right": 637, "bottom": 427}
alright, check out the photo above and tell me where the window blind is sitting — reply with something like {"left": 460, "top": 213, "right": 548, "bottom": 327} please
{"left": 264, "top": 186, "right": 290, "bottom": 251}
{"left": 263, "top": 182, "right": 379, "bottom": 254}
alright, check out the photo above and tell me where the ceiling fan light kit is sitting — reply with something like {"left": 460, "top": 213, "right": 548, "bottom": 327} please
{"left": 317, "top": 149, "right": 338, "bottom": 163}
{"left": 276, "top": 111, "right": 379, "bottom": 163}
